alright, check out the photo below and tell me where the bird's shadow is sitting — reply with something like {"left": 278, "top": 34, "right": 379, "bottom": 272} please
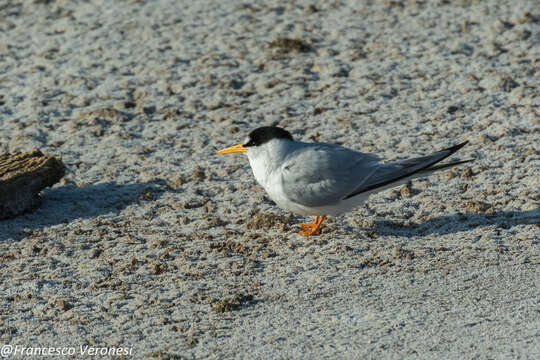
{"left": 0, "top": 180, "right": 171, "bottom": 242}
{"left": 372, "top": 208, "right": 539, "bottom": 237}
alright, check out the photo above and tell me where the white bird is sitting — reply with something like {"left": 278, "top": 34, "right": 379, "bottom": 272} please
{"left": 217, "top": 126, "right": 472, "bottom": 236}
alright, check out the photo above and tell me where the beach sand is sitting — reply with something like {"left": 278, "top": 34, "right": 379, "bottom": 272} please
{"left": 0, "top": 0, "right": 538, "bottom": 358}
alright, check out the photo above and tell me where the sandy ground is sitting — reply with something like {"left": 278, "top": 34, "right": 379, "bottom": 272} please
{"left": 0, "top": 0, "right": 539, "bottom": 358}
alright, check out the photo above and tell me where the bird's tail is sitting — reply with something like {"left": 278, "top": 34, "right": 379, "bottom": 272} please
{"left": 419, "top": 158, "right": 474, "bottom": 173}
{"left": 344, "top": 141, "right": 472, "bottom": 199}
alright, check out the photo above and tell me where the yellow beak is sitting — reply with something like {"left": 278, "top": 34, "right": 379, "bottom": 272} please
{"left": 216, "top": 143, "right": 248, "bottom": 154}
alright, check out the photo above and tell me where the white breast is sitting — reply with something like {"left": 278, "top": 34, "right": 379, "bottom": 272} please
{"left": 246, "top": 140, "right": 306, "bottom": 213}
{"left": 247, "top": 143, "right": 289, "bottom": 205}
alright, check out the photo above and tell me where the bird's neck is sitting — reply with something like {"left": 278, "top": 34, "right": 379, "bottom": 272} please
{"left": 247, "top": 139, "right": 292, "bottom": 187}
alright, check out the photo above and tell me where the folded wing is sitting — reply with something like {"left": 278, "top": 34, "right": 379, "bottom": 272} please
{"left": 280, "top": 141, "right": 469, "bottom": 206}
{"left": 280, "top": 143, "right": 380, "bottom": 207}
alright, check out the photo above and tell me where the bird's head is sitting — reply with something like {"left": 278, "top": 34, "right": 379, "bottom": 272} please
{"left": 216, "top": 126, "right": 294, "bottom": 156}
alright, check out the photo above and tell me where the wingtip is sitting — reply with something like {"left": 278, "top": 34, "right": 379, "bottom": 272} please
{"left": 422, "top": 158, "right": 474, "bottom": 172}
{"left": 443, "top": 140, "right": 469, "bottom": 154}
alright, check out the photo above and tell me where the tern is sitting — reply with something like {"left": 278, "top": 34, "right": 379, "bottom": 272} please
{"left": 217, "top": 126, "right": 472, "bottom": 236}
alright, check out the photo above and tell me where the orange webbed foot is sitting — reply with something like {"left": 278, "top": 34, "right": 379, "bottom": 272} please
{"left": 298, "top": 216, "right": 326, "bottom": 237}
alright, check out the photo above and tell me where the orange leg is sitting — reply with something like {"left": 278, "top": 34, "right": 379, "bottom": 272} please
{"left": 299, "top": 216, "right": 319, "bottom": 229}
{"left": 299, "top": 215, "right": 327, "bottom": 236}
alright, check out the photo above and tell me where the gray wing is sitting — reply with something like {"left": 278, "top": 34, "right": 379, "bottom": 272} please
{"left": 344, "top": 141, "right": 470, "bottom": 199}
{"left": 280, "top": 143, "right": 380, "bottom": 207}
{"left": 281, "top": 141, "right": 470, "bottom": 206}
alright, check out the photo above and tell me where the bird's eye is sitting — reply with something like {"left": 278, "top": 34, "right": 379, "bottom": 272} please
{"left": 244, "top": 139, "right": 256, "bottom": 147}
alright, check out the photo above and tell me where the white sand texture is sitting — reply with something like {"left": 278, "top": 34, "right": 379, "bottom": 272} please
{"left": 1, "top": 0, "right": 539, "bottom": 358}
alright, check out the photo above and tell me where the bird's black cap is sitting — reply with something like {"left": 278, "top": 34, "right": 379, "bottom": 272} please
{"left": 244, "top": 126, "right": 293, "bottom": 147}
